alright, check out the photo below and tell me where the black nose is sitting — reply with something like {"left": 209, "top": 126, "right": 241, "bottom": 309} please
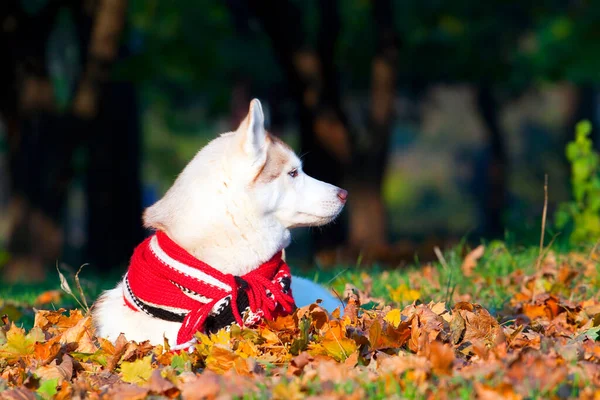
{"left": 337, "top": 189, "right": 348, "bottom": 204}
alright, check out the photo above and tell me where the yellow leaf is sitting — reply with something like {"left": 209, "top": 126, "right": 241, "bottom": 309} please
{"left": 384, "top": 309, "right": 402, "bottom": 328}
{"left": 320, "top": 320, "right": 357, "bottom": 362}
{"left": 196, "top": 329, "right": 232, "bottom": 357}
{"left": 120, "top": 355, "right": 153, "bottom": 384}
{"left": 322, "top": 337, "right": 357, "bottom": 362}
{"left": 205, "top": 346, "right": 247, "bottom": 374}
{"left": 0, "top": 324, "right": 44, "bottom": 363}
{"left": 388, "top": 284, "right": 420, "bottom": 304}
{"left": 197, "top": 329, "right": 231, "bottom": 348}
{"left": 235, "top": 340, "right": 259, "bottom": 358}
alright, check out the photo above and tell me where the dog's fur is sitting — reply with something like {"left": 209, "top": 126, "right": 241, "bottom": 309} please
{"left": 93, "top": 99, "right": 347, "bottom": 346}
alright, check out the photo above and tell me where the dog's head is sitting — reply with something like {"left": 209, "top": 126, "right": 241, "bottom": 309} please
{"left": 143, "top": 99, "right": 346, "bottom": 264}
{"left": 233, "top": 99, "right": 347, "bottom": 228}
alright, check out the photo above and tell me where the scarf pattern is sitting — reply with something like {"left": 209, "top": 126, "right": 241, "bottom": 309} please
{"left": 123, "top": 231, "right": 296, "bottom": 347}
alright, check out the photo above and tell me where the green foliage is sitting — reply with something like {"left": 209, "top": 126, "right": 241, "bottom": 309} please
{"left": 555, "top": 121, "right": 600, "bottom": 244}
{"left": 37, "top": 378, "right": 59, "bottom": 399}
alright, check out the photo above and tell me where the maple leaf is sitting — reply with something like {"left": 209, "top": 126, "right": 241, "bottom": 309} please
{"left": 205, "top": 346, "right": 250, "bottom": 375}
{"left": 33, "top": 336, "right": 62, "bottom": 364}
{"left": 368, "top": 319, "right": 399, "bottom": 350}
{"left": 59, "top": 315, "right": 96, "bottom": 353}
{"left": 384, "top": 309, "right": 402, "bottom": 328}
{"left": 454, "top": 303, "right": 505, "bottom": 348}
{"left": 316, "top": 320, "right": 357, "bottom": 362}
{"left": 120, "top": 355, "right": 154, "bottom": 384}
{"left": 0, "top": 324, "right": 45, "bottom": 363}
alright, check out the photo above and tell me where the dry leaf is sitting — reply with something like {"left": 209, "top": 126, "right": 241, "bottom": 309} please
{"left": 461, "top": 245, "right": 485, "bottom": 277}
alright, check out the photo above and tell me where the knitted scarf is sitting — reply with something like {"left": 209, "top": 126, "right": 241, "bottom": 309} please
{"left": 123, "top": 231, "right": 296, "bottom": 346}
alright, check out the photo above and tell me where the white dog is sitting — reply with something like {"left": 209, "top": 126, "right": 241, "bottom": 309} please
{"left": 93, "top": 99, "right": 347, "bottom": 349}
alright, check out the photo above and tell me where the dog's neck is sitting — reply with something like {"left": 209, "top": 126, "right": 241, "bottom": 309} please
{"left": 161, "top": 207, "right": 291, "bottom": 276}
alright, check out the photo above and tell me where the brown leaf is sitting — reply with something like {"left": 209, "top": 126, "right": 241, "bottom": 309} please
{"left": 180, "top": 371, "right": 222, "bottom": 400}
{"left": 35, "top": 354, "right": 73, "bottom": 385}
{"left": 428, "top": 341, "right": 455, "bottom": 375}
{"left": 0, "top": 388, "right": 37, "bottom": 400}
{"left": 106, "top": 383, "right": 149, "bottom": 400}
{"left": 145, "top": 369, "right": 177, "bottom": 395}
{"left": 461, "top": 245, "right": 485, "bottom": 277}
{"left": 59, "top": 315, "right": 93, "bottom": 345}
{"left": 456, "top": 304, "right": 505, "bottom": 347}
{"left": 107, "top": 333, "right": 129, "bottom": 371}
{"left": 288, "top": 352, "right": 313, "bottom": 376}
{"left": 343, "top": 291, "right": 360, "bottom": 323}
{"left": 450, "top": 311, "right": 466, "bottom": 345}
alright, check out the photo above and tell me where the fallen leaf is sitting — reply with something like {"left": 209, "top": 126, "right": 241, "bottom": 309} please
{"left": 35, "top": 355, "right": 74, "bottom": 385}
{"left": 106, "top": 383, "right": 149, "bottom": 400}
{"left": 179, "top": 371, "right": 222, "bottom": 399}
{"left": 120, "top": 355, "right": 153, "bottom": 384}
{"left": 384, "top": 309, "right": 402, "bottom": 328}
{"left": 450, "top": 311, "right": 466, "bottom": 345}
{"left": 0, "top": 324, "right": 45, "bottom": 363}
{"left": 461, "top": 245, "right": 485, "bottom": 277}
{"left": 428, "top": 341, "right": 454, "bottom": 375}
{"left": 145, "top": 369, "right": 177, "bottom": 396}
{"left": 34, "top": 290, "right": 63, "bottom": 306}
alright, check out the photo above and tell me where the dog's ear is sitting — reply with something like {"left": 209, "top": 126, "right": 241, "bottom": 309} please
{"left": 238, "top": 99, "right": 267, "bottom": 164}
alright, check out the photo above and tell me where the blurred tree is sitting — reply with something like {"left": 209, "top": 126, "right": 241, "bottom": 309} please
{"left": 4, "top": 0, "right": 597, "bottom": 275}
{"left": 244, "top": 0, "right": 403, "bottom": 260}
{"left": 115, "top": 0, "right": 600, "bottom": 262}
{"left": 0, "top": 0, "right": 142, "bottom": 281}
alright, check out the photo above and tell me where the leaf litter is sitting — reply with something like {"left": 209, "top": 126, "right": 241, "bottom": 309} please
{"left": 1, "top": 249, "right": 599, "bottom": 399}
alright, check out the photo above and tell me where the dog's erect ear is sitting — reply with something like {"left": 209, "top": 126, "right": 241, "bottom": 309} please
{"left": 238, "top": 99, "right": 267, "bottom": 164}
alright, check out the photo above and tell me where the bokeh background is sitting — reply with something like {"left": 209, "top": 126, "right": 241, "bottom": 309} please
{"left": 0, "top": 0, "right": 599, "bottom": 283}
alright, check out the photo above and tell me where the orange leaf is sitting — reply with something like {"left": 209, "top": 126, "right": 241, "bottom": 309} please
{"left": 34, "top": 290, "right": 63, "bottom": 306}
{"left": 428, "top": 341, "right": 454, "bottom": 375}
{"left": 461, "top": 245, "right": 485, "bottom": 277}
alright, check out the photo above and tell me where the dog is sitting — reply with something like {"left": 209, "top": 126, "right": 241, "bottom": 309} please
{"left": 93, "top": 99, "right": 347, "bottom": 349}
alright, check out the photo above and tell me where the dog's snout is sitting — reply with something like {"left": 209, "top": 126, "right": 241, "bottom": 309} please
{"left": 337, "top": 189, "right": 348, "bottom": 204}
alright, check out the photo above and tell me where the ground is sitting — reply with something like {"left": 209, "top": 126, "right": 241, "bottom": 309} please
{"left": 0, "top": 241, "right": 599, "bottom": 399}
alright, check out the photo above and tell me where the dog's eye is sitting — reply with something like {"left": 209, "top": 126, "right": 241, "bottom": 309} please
{"left": 288, "top": 169, "right": 298, "bottom": 178}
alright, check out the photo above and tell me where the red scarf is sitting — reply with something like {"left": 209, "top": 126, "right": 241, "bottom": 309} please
{"left": 123, "top": 231, "right": 295, "bottom": 346}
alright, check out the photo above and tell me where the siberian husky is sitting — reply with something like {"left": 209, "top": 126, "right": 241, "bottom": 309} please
{"left": 93, "top": 99, "right": 347, "bottom": 348}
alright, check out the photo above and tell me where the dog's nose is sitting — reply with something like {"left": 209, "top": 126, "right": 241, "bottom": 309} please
{"left": 337, "top": 189, "right": 348, "bottom": 204}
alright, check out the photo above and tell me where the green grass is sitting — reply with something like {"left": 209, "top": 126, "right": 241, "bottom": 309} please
{"left": 1, "top": 240, "right": 598, "bottom": 329}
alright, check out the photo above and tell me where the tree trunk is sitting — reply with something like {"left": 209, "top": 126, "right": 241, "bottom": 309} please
{"left": 475, "top": 85, "right": 507, "bottom": 238}
{"left": 2, "top": 0, "right": 133, "bottom": 282}
{"left": 248, "top": 0, "right": 351, "bottom": 255}
{"left": 348, "top": 0, "right": 398, "bottom": 249}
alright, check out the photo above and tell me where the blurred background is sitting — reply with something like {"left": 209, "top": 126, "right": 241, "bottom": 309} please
{"left": 0, "top": 0, "right": 599, "bottom": 283}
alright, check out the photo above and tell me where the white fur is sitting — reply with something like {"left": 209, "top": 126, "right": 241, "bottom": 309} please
{"left": 93, "top": 99, "right": 345, "bottom": 346}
